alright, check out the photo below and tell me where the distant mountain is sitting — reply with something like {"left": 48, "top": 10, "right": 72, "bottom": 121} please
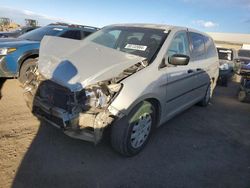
{"left": 0, "top": 6, "right": 74, "bottom": 26}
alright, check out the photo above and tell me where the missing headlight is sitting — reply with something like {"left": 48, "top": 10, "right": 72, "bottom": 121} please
{"left": 85, "top": 83, "right": 122, "bottom": 109}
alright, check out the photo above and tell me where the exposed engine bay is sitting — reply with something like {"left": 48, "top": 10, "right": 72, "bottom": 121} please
{"left": 23, "top": 60, "right": 148, "bottom": 143}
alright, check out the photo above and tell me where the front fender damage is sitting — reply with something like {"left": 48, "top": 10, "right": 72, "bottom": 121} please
{"left": 25, "top": 85, "right": 118, "bottom": 144}
{"left": 64, "top": 110, "right": 115, "bottom": 144}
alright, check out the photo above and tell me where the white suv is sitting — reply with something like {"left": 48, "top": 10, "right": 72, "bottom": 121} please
{"left": 24, "top": 24, "right": 219, "bottom": 156}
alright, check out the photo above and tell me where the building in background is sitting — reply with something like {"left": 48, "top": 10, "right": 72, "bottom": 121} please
{"left": 207, "top": 32, "right": 250, "bottom": 50}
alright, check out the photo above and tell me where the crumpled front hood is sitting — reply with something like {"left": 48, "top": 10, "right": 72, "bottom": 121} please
{"left": 38, "top": 36, "right": 145, "bottom": 91}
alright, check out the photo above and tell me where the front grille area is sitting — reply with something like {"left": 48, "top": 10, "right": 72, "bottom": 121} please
{"left": 37, "top": 80, "right": 74, "bottom": 111}
{"left": 34, "top": 107, "right": 65, "bottom": 127}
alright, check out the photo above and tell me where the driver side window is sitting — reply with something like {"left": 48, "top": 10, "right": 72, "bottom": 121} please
{"left": 167, "top": 32, "right": 190, "bottom": 57}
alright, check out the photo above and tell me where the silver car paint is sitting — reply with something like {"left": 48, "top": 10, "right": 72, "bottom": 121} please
{"left": 110, "top": 26, "right": 219, "bottom": 125}
{"left": 36, "top": 24, "right": 219, "bottom": 138}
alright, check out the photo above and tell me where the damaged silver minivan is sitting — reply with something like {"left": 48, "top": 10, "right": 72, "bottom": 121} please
{"left": 24, "top": 24, "right": 219, "bottom": 156}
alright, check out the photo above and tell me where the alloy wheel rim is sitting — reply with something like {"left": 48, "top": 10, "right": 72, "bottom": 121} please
{"left": 25, "top": 65, "right": 36, "bottom": 77}
{"left": 130, "top": 113, "right": 152, "bottom": 149}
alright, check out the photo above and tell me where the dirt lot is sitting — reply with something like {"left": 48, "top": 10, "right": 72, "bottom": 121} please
{"left": 0, "top": 78, "right": 250, "bottom": 188}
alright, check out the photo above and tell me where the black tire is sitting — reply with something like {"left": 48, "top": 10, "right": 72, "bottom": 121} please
{"left": 18, "top": 58, "right": 38, "bottom": 84}
{"left": 238, "top": 90, "right": 247, "bottom": 102}
{"left": 198, "top": 83, "right": 211, "bottom": 106}
{"left": 111, "top": 101, "right": 156, "bottom": 157}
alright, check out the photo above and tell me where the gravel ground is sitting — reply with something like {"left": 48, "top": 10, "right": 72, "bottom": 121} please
{"left": 0, "top": 79, "right": 250, "bottom": 188}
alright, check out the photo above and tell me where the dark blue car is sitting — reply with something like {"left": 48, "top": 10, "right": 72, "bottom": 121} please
{"left": 0, "top": 24, "right": 98, "bottom": 83}
{"left": 0, "top": 26, "right": 39, "bottom": 38}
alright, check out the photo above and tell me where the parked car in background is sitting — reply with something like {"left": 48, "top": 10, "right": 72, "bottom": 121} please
{"left": 233, "top": 49, "right": 250, "bottom": 95}
{"left": 233, "top": 49, "right": 250, "bottom": 81}
{"left": 0, "top": 26, "right": 39, "bottom": 38}
{"left": 237, "top": 49, "right": 250, "bottom": 64}
{"left": 0, "top": 23, "right": 99, "bottom": 83}
{"left": 217, "top": 47, "right": 237, "bottom": 86}
{"left": 237, "top": 63, "right": 250, "bottom": 102}
{"left": 24, "top": 24, "right": 219, "bottom": 156}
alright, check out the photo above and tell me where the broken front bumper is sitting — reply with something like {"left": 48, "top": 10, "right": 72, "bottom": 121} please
{"left": 24, "top": 91, "right": 115, "bottom": 144}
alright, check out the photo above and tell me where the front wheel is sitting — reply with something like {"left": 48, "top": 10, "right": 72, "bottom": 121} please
{"left": 111, "top": 101, "right": 156, "bottom": 156}
{"left": 18, "top": 58, "right": 38, "bottom": 84}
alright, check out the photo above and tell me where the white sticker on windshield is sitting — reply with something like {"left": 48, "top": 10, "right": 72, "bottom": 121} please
{"left": 125, "top": 44, "right": 147, "bottom": 51}
{"left": 53, "top": 28, "right": 63, "bottom": 31}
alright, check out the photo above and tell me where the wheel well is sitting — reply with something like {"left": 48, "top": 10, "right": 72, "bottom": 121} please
{"left": 146, "top": 98, "right": 161, "bottom": 126}
{"left": 19, "top": 54, "right": 39, "bottom": 76}
{"left": 212, "top": 77, "right": 215, "bottom": 84}
{"left": 211, "top": 77, "right": 216, "bottom": 91}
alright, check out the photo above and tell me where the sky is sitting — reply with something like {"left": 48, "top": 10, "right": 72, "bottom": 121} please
{"left": 1, "top": 0, "right": 250, "bottom": 33}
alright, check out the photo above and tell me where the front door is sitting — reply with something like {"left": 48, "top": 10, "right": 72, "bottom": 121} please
{"left": 163, "top": 31, "right": 201, "bottom": 118}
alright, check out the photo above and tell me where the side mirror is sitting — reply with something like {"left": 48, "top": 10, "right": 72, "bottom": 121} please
{"left": 168, "top": 54, "right": 190, "bottom": 66}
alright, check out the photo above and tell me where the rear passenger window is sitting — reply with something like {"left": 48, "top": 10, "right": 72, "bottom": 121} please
{"left": 83, "top": 31, "right": 92, "bottom": 37}
{"left": 189, "top": 32, "right": 206, "bottom": 60}
{"left": 204, "top": 36, "right": 217, "bottom": 58}
{"left": 167, "top": 32, "right": 190, "bottom": 57}
{"left": 60, "top": 30, "right": 82, "bottom": 40}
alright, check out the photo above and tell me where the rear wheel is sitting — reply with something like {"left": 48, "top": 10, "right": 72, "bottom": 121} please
{"left": 18, "top": 58, "right": 38, "bottom": 84}
{"left": 111, "top": 101, "right": 156, "bottom": 156}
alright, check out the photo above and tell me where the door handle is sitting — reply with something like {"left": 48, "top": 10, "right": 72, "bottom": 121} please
{"left": 196, "top": 68, "right": 202, "bottom": 71}
{"left": 187, "top": 69, "right": 194, "bottom": 73}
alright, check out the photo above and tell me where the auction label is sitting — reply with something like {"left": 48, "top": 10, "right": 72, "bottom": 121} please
{"left": 125, "top": 44, "right": 147, "bottom": 51}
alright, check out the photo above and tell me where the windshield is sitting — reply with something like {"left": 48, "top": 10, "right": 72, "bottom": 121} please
{"left": 85, "top": 26, "right": 168, "bottom": 62}
{"left": 217, "top": 48, "right": 233, "bottom": 61}
{"left": 18, "top": 26, "right": 64, "bottom": 41}
{"left": 238, "top": 50, "right": 250, "bottom": 58}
